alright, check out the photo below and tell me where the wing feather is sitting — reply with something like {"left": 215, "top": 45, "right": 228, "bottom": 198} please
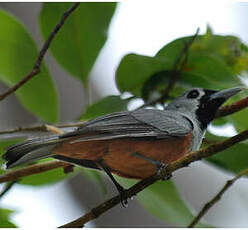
{"left": 61, "top": 109, "right": 193, "bottom": 143}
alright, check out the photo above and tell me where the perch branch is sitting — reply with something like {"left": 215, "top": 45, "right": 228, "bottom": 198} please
{"left": 0, "top": 2, "right": 80, "bottom": 101}
{"left": 188, "top": 168, "right": 248, "bottom": 228}
{"left": 59, "top": 128, "right": 248, "bottom": 228}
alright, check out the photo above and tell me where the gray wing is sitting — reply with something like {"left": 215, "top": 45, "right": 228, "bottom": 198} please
{"left": 62, "top": 109, "right": 193, "bottom": 143}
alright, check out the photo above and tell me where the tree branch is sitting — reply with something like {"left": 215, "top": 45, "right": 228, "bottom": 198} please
{"left": 216, "top": 96, "right": 248, "bottom": 118}
{"left": 0, "top": 2, "right": 80, "bottom": 101}
{"left": 59, "top": 128, "right": 248, "bottom": 228}
{"left": 0, "top": 161, "right": 70, "bottom": 183}
{"left": 0, "top": 122, "right": 84, "bottom": 135}
{"left": 188, "top": 168, "right": 248, "bottom": 228}
{"left": 0, "top": 180, "right": 17, "bottom": 199}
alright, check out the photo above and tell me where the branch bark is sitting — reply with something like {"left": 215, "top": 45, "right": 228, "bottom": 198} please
{"left": 0, "top": 161, "right": 70, "bottom": 183}
{"left": 188, "top": 168, "right": 248, "bottom": 228}
{"left": 59, "top": 128, "right": 248, "bottom": 228}
{"left": 216, "top": 96, "right": 248, "bottom": 118}
{"left": 0, "top": 2, "right": 80, "bottom": 101}
{"left": 0, "top": 122, "right": 84, "bottom": 135}
{"left": 0, "top": 180, "right": 17, "bottom": 199}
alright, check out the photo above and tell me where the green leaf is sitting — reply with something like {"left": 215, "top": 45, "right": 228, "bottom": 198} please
{"left": 116, "top": 53, "right": 174, "bottom": 97}
{"left": 141, "top": 70, "right": 187, "bottom": 102}
{"left": 180, "top": 54, "right": 238, "bottom": 88}
{"left": 0, "top": 9, "right": 58, "bottom": 123}
{"left": 0, "top": 208, "right": 17, "bottom": 228}
{"left": 157, "top": 31, "right": 248, "bottom": 76}
{"left": 39, "top": 3, "right": 117, "bottom": 85}
{"left": 116, "top": 30, "right": 247, "bottom": 101}
{"left": 222, "top": 92, "right": 248, "bottom": 132}
{"left": 80, "top": 95, "right": 129, "bottom": 120}
{"left": 227, "top": 109, "right": 248, "bottom": 133}
{"left": 206, "top": 132, "right": 248, "bottom": 174}
{"left": 117, "top": 177, "right": 205, "bottom": 227}
{"left": 19, "top": 159, "right": 76, "bottom": 186}
{"left": 116, "top": 52, "right": 239, "bottom": 100}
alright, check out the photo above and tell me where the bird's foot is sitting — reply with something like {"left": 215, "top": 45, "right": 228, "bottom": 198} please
{"left": 131, "top": 152, "right": 172, "bottom": 180}
{"left": 117, "top": 186, "right": 129, "bottom": 208}
{"left": 156, "top": 163, "right": 172, "bottom": 181}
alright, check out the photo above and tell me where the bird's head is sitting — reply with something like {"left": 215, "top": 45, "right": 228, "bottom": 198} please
{"left": 166, "top": 87, "right": 242, "bottom": 129}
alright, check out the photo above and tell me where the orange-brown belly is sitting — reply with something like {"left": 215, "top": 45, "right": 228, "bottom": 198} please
{"left": 53, "top": 133, "right": 192, "bottom": 179}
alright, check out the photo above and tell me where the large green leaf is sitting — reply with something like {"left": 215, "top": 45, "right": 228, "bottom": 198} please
{"left": 0, "top": 208, "right": 16, "bottom": 228}
{"left": 19, "top": 162, "right": 69, "bottom": 186}
{"left": 0, "top": 9, "right": 58, "bottom": 123}
{"left": 116, "top": 54, "right": 174, "bottom": 97}
{"left": 227, "top": 110, "right": 248, "bottom": 133}
{"left": 179, "top": 54, "right": 238, "bottom": 88}
{"left": 224, "top": 92, "right": 248, "bottom": 132}
{"left": 116, "top": 53, "right": 239, "bottom": 99}
{"left": 116, "top": 29, "right": 246, "bottom": 101}
{"left": 157, "top": 30, "right": 248, "bottom": 76}
{"left": 117, "top": 177, "right": 205, "bottom": 227}
{"left": 141, "top": 71, "right": 187, "bottom": 102}
{"left": 19, "top": 158, "right": 80, "bottom": 186}
{"left": 39, "top": 3, "right": 117, "bottom": 85}
{"left": 206, "top": 132, "right": 248, "bottom": 174}
{"left": 80, "top": 95, "right": 129, "bottom": 120}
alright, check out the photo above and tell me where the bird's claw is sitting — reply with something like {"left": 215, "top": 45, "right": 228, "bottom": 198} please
{"left": 118, "top": 187, "right": 129, "bottom": 208}
{"left": 156, "top": 163, "right": 172, "bottom": 180}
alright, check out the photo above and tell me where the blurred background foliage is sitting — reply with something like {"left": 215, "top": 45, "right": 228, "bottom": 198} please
{"left": 0, "top": 2, "right": 248, "bottom": 227}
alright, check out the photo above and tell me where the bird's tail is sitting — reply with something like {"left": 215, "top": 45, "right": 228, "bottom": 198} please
{"left": 2, "top": 135, "right": 64, "bottom": 169}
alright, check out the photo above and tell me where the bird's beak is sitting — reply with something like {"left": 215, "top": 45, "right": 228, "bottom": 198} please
{"left": 210, "top": 87, "right": 242, "bottom": 101}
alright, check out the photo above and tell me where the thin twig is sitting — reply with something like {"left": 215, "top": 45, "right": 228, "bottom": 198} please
{"left": 188, "top": 168, "right": 248, "bottom": 228}
{"left": 0, "top": 2, "right": 80, "bottom": 101}
{"left": 143, "top": 28, "right": 200, "bottom": 107}
{"left": 0, "top": 180, "right": 17, "bottom": 199}
{"left": 59, "top": 128, "right": 248, "bottom": 228}
{"left": 215, "top": 96, "right": 248, "bottom": 118}
{"left": 0, "top": 161, "right": 70, "bottom": 183}
{"left": 0, "top": 122, "right": 84, "bottom": 135}
{"left": 45, "top": 124, "right": 65, "bottom": 134}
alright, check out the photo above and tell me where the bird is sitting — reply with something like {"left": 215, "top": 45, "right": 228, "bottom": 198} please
{"left": 2, "top": 87, "right": 241, "bottom": 205}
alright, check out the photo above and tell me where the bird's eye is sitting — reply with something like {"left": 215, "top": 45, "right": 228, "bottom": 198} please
{"left": 187, "top": 90, "right": 199, "bottom": 99}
